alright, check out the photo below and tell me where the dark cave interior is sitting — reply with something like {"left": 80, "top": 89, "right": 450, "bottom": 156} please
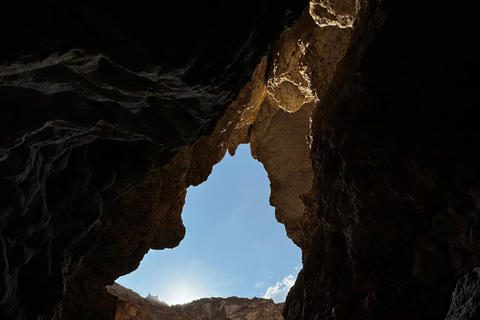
{"left": 1, "top": 0, "right": 480, "bottom": 319}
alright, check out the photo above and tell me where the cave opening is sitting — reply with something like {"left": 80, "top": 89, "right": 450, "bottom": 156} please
{"left": 116, "top": 143, "right": 301, "bottom": 305}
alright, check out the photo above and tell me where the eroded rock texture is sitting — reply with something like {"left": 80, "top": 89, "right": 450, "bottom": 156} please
{"left": 107, "top": 283, "right": 284, "bottom": 320}
{"left": 285, "top": 0, "right": 480, "bottom": 319}
{"left": 0, "top": 1, "right": 308, "bottom": 319}
{"left": 2, "top": 0, "right": 480, "bottom": 319}
{"left": 249, "top": 4, "right": 354, "bottom": 246}
{"left": 446, "top": 268, "right": 480, "bottom": 320}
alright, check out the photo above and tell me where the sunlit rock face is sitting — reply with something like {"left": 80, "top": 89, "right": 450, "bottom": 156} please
{"left": 446, "top": 268, "right": 480, "bottom": 320}
{"left": 285, "top": 0, "right": 480, "bottom": 319}
{"left": 0, "top": 1, "right": 308, "bottom": 319}
{"left": 107, "top": 283, "right": 284, "bottom": 320}
{"left": 249, "top": 3, "right": 354, "bottom": 247}
{"left": 180, "top": 2, "right": 356, "bottom": 249}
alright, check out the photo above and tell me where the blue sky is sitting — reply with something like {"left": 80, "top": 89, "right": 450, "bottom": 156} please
{"left": 116, "top": 144, "right": 301, "bottom": 305}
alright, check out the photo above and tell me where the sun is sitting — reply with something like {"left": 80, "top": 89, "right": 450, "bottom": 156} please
{"left": 160, "top": 278, "right": 209, "bottom": 305}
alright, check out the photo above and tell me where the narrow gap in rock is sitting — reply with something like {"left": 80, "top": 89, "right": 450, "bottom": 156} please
{"left": 116, "top": 144, "right": 301, "bottom": 305}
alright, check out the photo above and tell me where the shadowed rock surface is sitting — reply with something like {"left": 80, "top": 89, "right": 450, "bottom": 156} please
{"left": 446, "top": 268, "right": 480, "bottom": 320}
{"left": 1, "top": 0, "right": 480, "bottom": 319}
{"left": 0, "top": 1, "right": 307, "bottom": 319}
{"left": 284, "top": 0, "right": 480, "bottom": 319}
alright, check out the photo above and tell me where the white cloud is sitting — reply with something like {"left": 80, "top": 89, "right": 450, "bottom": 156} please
{"left": 263, "top": 275, "right": 296, "bottom": 303}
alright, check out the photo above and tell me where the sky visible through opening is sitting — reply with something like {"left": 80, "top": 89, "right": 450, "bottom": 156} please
{"left": 117, "top": 144, "right": 301, "bottom": 305}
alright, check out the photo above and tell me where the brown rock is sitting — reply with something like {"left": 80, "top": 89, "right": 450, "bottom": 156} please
{"left": 106, "top": 283, "right": 283, "bottom": 320}
{"left": 2, "top": 0, "right": 480, "bottom": 320}
{"left": 285, "top": 0, "right": 480, "bottom": 319}
{"left": 0, "top": 1, "right": 308, "bottom": 319}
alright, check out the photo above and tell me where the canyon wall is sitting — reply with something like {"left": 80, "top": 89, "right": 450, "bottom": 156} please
{"left": 54, "top": 4, "right": 357, "bottom": 319}
{"left": 107, "top": 283, "right": 284, "bottom": 320}
{"left": 0, "top": 1, "right": 308, "bottom": 319}
{"left": 1, "top": 0, "right": 480, "bottom": 319}
{"left": 285, "top": 0, "right": 480, "bottom": 319}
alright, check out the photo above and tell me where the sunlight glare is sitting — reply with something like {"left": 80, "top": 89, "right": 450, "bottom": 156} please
{"left": 161, "top": 278, "right": 208, "bottom": 305}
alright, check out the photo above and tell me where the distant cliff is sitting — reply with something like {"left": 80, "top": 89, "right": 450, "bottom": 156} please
{"left": 107, "top": 283, "right": 283, "bottom": 320}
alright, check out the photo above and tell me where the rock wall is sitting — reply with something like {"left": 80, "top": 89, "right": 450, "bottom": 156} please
{"left": 285, "top": 0, "right": 480, "bottom": 319}
{"left": 1, "top": 0, "right": 480, "bottom": 319}
{"left": 106, "top": 283, "right": 284, "bottom": 320}
{"left": 446, "top": 268, "right": 480, "bottom": 320}
{"left": 0, "top": 1, "right": 308, "bottom": 319}
{"left": 53, "top": 2, "right": 356, "bottom": 317}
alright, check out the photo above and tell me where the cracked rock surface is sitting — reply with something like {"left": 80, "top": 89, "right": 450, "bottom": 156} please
{"left": 1, "top": 0, "right": 480, "bottom": 320}
{"left": 0, "top": 1, "right": 307, "bottom": 319}
{"left": 446, "top": 268, "right": 480, "bottom": 320}
{"left": 107, "top": 283, "right": 284, "bottom": 320}
{"left": 285, "top": 0, "right": 480, "bottom": 319}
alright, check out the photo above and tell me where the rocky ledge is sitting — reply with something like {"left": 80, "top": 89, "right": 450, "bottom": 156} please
{"left": 106, "top": 283, "right": 283, "bottom": 320}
